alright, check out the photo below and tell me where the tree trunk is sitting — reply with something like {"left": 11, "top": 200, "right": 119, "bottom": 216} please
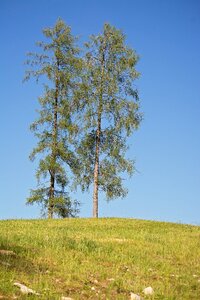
{"left": 92, "top": 114, "right": 101, "bottom": 218}
{"left": 48, "top": 172, "right": 55, "bottom": 218}
{"left": 48, "top": 62, "right": 59, "bottom": 219}
{"left": 92, "top": 43, "right": 105, "bottom": 218}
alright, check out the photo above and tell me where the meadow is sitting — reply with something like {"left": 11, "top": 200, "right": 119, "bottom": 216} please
{"left": 0, "top": 218, "right": 199, "bottom": 299}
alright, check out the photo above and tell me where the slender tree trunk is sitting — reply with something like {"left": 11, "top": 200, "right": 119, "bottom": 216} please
{"left": 48, "top": 95, "right": 57, "bottom": 218}
{"left": 48, "top": 63, "right": 59, "bottom": 219}
{"left": 48, "top": 172, "right": 55, "bottom": 218}
{"left": 92, "top": 43, "right": 106, "bottom": 218}
{"left": 93, "top": 113, "right": 101, "bottom": 218}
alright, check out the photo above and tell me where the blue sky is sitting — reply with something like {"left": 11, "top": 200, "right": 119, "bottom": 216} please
{"left": 0, "top": 0, "right": 200, "bottom": 224}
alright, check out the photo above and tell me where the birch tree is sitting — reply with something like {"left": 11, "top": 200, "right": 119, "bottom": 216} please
{"left": 77, "top": 24, "right": 142, "bottom": 217}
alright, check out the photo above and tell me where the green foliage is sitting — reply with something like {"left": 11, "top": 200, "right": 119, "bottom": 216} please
{"left": 26, "top": 20, "right": 142, "bottom": 217}
{"left": 76, "top": 23, "right": 142, "bottom": 200}
{"left": 25, "top": 19, "right": 81, "bottom": 218}
{"left": 27, "top": 188, "right": 80, "bottom": 218}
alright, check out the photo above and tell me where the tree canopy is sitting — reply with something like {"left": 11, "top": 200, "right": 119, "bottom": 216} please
{"left": 75, "top": 24, "right": 142, "bottom": 217}
{"left": 25, "top": 20, "right": 142, "bottom": 218}
{"left": 25, "top": 19, "right": 81, "bottom": 218}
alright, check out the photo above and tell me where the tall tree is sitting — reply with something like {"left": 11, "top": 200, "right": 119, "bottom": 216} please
{"left": 25, "top": 19, "right": 81, "bottom": 218}
{"left": 76, "top": 24, "right": 142, "bottom": 218}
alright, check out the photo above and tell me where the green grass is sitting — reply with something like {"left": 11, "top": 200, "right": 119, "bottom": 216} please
{"left": 0, "top": 218, "right": 200, "bottom": 299}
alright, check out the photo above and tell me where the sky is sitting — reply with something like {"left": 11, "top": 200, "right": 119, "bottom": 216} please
{"left": 0, "top": 0, "right": 200, "bottom": 224}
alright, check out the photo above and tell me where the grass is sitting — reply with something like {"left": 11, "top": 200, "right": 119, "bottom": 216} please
{"left": 0, "top": 218, "right": 200, "bottom": 299}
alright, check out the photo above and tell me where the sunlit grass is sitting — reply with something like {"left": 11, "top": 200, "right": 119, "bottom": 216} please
{"left": 0, "top": 218, "right": 200, "bottom": 299}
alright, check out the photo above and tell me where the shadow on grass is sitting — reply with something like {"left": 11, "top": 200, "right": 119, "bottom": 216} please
{"left": 0, "top": 239, "right": 49, "bottom": 275}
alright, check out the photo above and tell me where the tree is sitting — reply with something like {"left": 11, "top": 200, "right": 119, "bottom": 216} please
{"left": 25, "top": 19, "right": 81, "bottom": 218}
{"left": 76, "top": 24, "right": 142, "bottom": 218}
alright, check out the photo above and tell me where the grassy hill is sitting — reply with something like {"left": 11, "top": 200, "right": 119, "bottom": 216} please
{"left": 0, "top": 218, "right": 199, "bottom": 299}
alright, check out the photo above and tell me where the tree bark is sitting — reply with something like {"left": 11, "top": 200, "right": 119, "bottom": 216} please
{"left": 92, "top": 43, "right": 105, "bottom": 218}
{"left": 48, "top": 62, "right": 59, "bottom": 219}
{"left": 48, "top": 172, "right": 55, "bottom": 218}
{"left": 92, "top": 113, "right": 101, "bottom": 218}
{"left": 48, "top": 97, "right": 57, "bottom": 218}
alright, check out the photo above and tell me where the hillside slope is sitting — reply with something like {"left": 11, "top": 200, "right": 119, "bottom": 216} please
{"left": 0, "top": 218, "right": 199, "bottom": 299}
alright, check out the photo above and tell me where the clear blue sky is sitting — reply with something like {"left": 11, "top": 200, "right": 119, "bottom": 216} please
{"left": 0, "top": 0, "right": 200, "bottom": 224}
